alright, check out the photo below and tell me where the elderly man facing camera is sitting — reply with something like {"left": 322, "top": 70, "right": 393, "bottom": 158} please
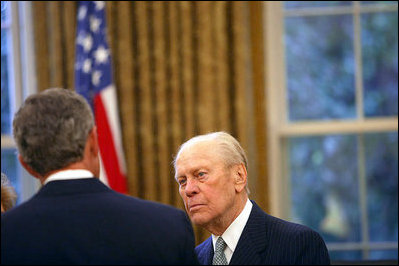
{"left": 174, "top": 132, "right": 330, "bottom": 265}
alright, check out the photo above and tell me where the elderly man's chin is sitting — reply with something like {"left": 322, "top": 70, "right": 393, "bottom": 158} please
{"left": 188, "top": 212, "right": 211, "bottom": 226}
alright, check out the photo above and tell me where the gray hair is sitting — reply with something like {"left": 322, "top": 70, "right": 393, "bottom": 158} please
{"left": 13, "top": 88, "right": 94, "bottom": 176}
{"left": 173, "top": 131, "right": 250, "bottom": 194}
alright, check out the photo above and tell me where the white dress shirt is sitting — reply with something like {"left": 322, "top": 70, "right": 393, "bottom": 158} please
{"left": 44, "top": 169, "right": 94, "bottom": 185}
{"left": 212, "top": 199, "right": 253, "bottom": 264}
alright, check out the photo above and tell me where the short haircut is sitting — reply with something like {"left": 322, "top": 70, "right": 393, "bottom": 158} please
{"left": 1, "top": 172, "right": 17, "bottom": 211}
{"left": 13, "top": 88, "right": 94, "bottom": 176}
{"left": 173, "top": 131, "right": 250, "bottom": 194}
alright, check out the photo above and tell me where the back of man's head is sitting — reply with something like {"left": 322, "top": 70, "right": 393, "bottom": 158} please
{"left": 13, "top": 88, "right": 94, "bottom": 177}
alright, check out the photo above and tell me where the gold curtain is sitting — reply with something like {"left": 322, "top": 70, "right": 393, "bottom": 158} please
{"left": 32, "top": 1, "right": 268, "bottom": 245}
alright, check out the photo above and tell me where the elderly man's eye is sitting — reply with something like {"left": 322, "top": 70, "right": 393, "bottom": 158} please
{"left": 198, "top": 172, "right": 206, "bottom": 177}
{"left": 178, "top": 178, "right": 187, "bottom": 185}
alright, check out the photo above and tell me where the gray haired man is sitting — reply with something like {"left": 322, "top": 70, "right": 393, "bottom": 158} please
{"left": 174, "top": 132, "right": 330, "bottom": 265}
{"left": 2, "top": 88, "right": 199, "bottom": 265}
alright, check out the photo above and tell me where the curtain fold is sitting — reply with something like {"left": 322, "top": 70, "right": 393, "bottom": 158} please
{"left": 32, "top": 0, "right": 268, "bottom": 245}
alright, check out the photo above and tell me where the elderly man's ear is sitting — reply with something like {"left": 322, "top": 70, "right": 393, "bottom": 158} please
{"left": 233, "top": 163, "right": 247, "bottom": 193}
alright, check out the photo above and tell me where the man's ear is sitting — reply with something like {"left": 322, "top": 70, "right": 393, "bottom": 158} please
{"left": 18, "top": 155, "right": 42, "bottom": 179}
{"left": 233, "top": 163, "right": 247, "bottom": 193}
{"left": 87, "top": 126, "right": 99, "bottom": 158}
{"left": 84, "top": 126, "right": 100, "bottom": 178}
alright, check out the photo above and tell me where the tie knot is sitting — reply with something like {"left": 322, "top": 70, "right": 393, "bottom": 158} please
{"left": 215, "top": 237, "right": 227, "bottom": 252}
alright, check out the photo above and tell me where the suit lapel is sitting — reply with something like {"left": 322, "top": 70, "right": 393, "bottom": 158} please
{"left": 205, "top": 239, "right": 214, "bottom": 265}
{"left": 229, "top": 201, "right": 267, "bottom": 265}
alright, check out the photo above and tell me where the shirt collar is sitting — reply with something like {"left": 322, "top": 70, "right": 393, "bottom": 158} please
{"left": 212, "top": 199, "right": 253, "bottom": 253}
{"left": 44, "top": 169, "right": 94, "bottom": 185}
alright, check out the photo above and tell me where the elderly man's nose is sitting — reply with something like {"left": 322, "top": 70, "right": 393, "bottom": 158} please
{"left": 185, "top": 178, "right": 199, "bottom": 196}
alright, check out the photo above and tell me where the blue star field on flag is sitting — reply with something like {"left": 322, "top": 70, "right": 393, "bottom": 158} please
{"left": 75, "top": 1, "right": 113, "bottom": 110}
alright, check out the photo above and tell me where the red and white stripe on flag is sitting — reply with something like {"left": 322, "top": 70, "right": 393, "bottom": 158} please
{"left": 74, "top": 1, "right": 128, "bottom": 194}
{"left": 94, "top": 85, "right": 128, "bottom": 193}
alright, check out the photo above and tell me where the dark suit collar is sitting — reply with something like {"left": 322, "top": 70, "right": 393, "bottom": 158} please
{"left": 35, "top": 178, "right": 111, "bottom": 197}
{"left": 229, "top": 200, "right": 267, "bottom": 265}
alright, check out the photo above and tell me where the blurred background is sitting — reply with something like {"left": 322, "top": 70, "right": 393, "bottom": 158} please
{"left": 1, "top": 1, "right": 398, "bottom": 262}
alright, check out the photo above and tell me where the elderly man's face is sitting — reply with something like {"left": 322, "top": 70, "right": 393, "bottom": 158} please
{"left": 175, "top": 141, "right": 239, "bottom": 228}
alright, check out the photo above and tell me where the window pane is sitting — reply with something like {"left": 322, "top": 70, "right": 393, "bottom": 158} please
{"left": 362, "top": 12, "right": 398, "bottom": 117}
{"left": 285, "top": 15, "right": 355, "bottom": 121}
{"left": 329, "top": 250, "right": 362, "bottom": 261}
{"left": 365, "top": 132, "right": 398, "bottom": 242}
{"left": 289, "top": 135, "right": 361, "bottom": 243}
{"left": 361, "top": 1, "right": 398, "bottom": 5}
{"left": 369, "top": 249, "right": 398, "bottom": 260}
{"left": 1, "top": 29, "right": 12, "bottom": 135}
{"left": 284, "top": 1, "right": 352, "bottom": 9}
{"left": 1, "top": 1, "right": 8, "bottom": 23}
{"left": 1, "top": 148, "right": 21, "bottom": 205}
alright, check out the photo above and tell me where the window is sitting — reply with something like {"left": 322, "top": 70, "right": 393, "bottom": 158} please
{"left": 264, "top": 1, "right": 398, "bottom": 261}
{"left": 1, "top": 1, "right": 39, "bottom": 205}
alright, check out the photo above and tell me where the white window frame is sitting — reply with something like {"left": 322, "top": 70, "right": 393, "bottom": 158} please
{"left": 263, "top": 1, "right": 398, "bottom": 259}
{"left": 1, "top": 1, "right": 39, "bottom": 203}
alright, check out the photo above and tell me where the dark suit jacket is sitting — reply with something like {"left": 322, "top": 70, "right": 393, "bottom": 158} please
{"left": 196, "top": 201, "right": 330, "bottom": 265}
{"left": 1, "top": 178, "right": 199, "bottom": 265}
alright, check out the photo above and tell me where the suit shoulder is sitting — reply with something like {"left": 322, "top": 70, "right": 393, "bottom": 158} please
{"left": 1, "top": 196, "right": 38, "bottom": 222}
{"left": 132, "top": 196, "right": 185, "bottom": 216}
{"left": 252, "top": 201, "right": 315, "bottom": 234}
{"left": 125, "top": 196, "right": 190, "bottom": 228}
{"left": 263, "top": 212, "right": 323, "bottom": 238}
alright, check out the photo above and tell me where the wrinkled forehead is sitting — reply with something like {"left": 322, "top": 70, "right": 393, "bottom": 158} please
{"left": 176, "top": 139, "right": 218, "bottom": 162}
{"left": 175, "top": 140, "right": 224, "bottom": 173}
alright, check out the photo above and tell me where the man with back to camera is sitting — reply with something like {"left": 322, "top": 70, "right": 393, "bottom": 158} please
{"left": 1, "top": 88, "right": 199, "bottom": 265}
{"left": 173, "top": 131, "right": 330, "bottom": 265}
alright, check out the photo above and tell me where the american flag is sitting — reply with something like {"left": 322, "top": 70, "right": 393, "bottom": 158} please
{"left": 74, "top": 1, "right": 128, "bottom": 193}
